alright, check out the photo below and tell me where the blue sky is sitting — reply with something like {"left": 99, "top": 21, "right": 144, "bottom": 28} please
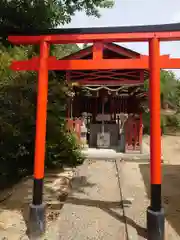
{"left": 63, "top": 0, "right": 180, "bottom": 77}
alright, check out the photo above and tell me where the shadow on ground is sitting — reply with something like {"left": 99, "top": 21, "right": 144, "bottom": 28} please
{"left": 0, "top": 167, "right": 146, "bottom": 238}
{"left": 64, "top": 196, "right": 147, "bottom": 238}
{"left": 52, "top": 170, "right": 147, "bottom": 238}
{"left": 0, "top": 168, "right": 72, "bottom": 235}
{"left": 0, "top": 169, "right": 99, "bottom": 230}
{"left": 139, "top": 164, "right": 180, "bottom": 237}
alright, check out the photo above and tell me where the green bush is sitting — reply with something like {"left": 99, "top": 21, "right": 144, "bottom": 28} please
{"left": 166, "top": 115, "right": 180, "bottom": 128}
{"left": 0, "top": 0, "right": 116, "bottom": 190}
{"left": 142, "top": 112, "right": 167, "bottom": 135}
{"left": 142, "top": 112, "right": 180, "bottom": 135}
{"left": 46, "top": 130, "right": 84, "bottom": 169}
{"left": 0, "top": 71, "right": 85, "bottom": 190}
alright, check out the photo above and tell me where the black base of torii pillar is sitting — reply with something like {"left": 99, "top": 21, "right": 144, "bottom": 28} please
{"left": 147, "top": 207, "right": 165, "bottom": 239}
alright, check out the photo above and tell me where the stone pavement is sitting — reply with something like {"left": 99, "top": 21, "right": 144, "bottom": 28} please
{"left": 0, "top": 138, "right": 178, "bottom": 239}
{"left": 46, "top": 159, "right": 127, "bottom": 240}
{"left": 82, "top": 141, "right": 151, "bottom": 162}
{"left": 46, "top": 156, "right": 180, "bottom": 240}
{"left": 117, "top": 160, "right": 180, "bottom": 240}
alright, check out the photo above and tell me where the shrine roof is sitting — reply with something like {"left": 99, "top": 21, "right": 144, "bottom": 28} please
{"left": 63, "top": 43, "right": 149, "bottom": 100}
{"left": 62, "top": 42, "right": 149, "bottom": 81}
{"left": 62, "top": 42, "right": 141, "bottom": 60}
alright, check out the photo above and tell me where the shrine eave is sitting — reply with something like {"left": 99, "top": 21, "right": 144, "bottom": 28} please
{"left": 62, "top": 43, "right": 141, "bottom": 60}
{"left": 63, "top": 42, "right": 149, "bottom": 82}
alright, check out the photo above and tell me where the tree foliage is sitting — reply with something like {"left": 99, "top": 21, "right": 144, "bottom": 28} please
{"left": 0, "top": 0, "right": 114, "bottom": 189}
{"left": 0, "top": 0, "right": 114, "bottom": 30}
{"left": 0, "top": 43, "right": 84, "bottom": 189}
{"left": 144, "top": 70, "right": 180, "bottom": 106}
{"left": 143, "top": 70, "right": 180, "bottom": 134}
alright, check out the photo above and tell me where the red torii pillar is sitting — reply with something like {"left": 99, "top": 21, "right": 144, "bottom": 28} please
{"left": 29, "top": 41, "right": 49, "bottom": 236}
{"left": 147, "top": 37, "right": 164, "bottom": 240}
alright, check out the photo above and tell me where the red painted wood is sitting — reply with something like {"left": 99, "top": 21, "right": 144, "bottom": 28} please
{"left": 74, "top": 119, "right": 82, "bottom": 140}
{"left": 125, "top": 116, "right": 142, "bottom": 152}
{"left": 8, "top": 31, "right": 180, "bottom": 45}
{"left": 11, "top": 54, "right": 179, "bottom": 71}
{"left": 139, "top": 113, "right": 143, "bottom": 149}
{"left": 34, "top": 41, "right": 49, "bottom": 180}
{"left": 69, "top": 69, "right": 141, "bottom": 82}
{"left": 10, "top": 56, "right": 149, "bottom": 71}
{"left": 149, "top": 38, "right": 161, "bottom": 185}
{"left": 66, "top": 119, "right": 74, "bottom": 131}
{"left": 93, "top": 42, "right": 104, "bottom": 60}
{"left": 66, "top": 118, "right": 82, "bottom": 141}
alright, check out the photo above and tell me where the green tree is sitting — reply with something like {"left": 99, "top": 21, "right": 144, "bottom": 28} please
{"left": 52, "top": 44, "right": 80, "bottom": 59}
{"left": 0, "top": 43, "right": 83, "bottom": 189}
{"left": 0, "top": 0, "right": 115, "bottom": 189}
{"left": 0, "top": 0, "right": 114, "bottom": 30}
{"left": 144, "top": 70, "right": 179, "bottom": 108}
{"left": 160, "top": 70, "right": 178, "bottom": 106}
{"left": 143, "top": 70, "right": 180, "bottom": 134}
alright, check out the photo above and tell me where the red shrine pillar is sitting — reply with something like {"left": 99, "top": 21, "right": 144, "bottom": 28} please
{"left": 139, "top": 113, "right": 143, "bottom": 153}
{"left": 147, "top": 37, "right": 164, "bottom": 240}
{"left": 29, "top": 41, "right": 49, "bottom": 236}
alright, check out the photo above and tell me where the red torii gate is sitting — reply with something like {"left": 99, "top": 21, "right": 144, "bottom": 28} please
{"left": 8, "top": 23, "right": 180, "bottom": 239}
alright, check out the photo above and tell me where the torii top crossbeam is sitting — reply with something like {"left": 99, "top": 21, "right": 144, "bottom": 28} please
{"left": 7, "top": 22, "right": 180, "bottom": 44}
{"left": 8, "top": 23, "right": 180, "bottom": 71}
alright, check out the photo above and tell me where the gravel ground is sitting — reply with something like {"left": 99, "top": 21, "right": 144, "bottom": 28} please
{"left": 46, "top": 159, "right": 126, "bottom": 240}
{"left": 144, "top": 135, "right": 180, "bottom": 239}
{"left": 1, "top": 135, "right": 180, "bottom": 239}
{"left": 118, "top": 135, "right": 180, "bottom": 240}
{"left": 0, "top": 159, "right": 127, "bottom": 240}
{"left": 0, "top": 168, "right": 75, "bottom": 240}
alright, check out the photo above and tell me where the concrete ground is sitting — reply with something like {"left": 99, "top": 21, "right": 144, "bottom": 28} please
{"left": 0, "top": 168, "right": 75, "bottom": 239}
{"left": 82, "top": 141, "right": 151, "bottom": 162}
{"left": 118, "top": 135, "right": 180, "bottom": 240}
{"left": 46, "top": 159, "right": 127, "bottom": 239}
{"left": 0, "top": 159, "right": 127, "bottom": 240}
{"left": 0, "top": 136, "right": 180, "bottom": 239}
{"left": 118, "top": 161, "right": 179, "bottom": 240}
